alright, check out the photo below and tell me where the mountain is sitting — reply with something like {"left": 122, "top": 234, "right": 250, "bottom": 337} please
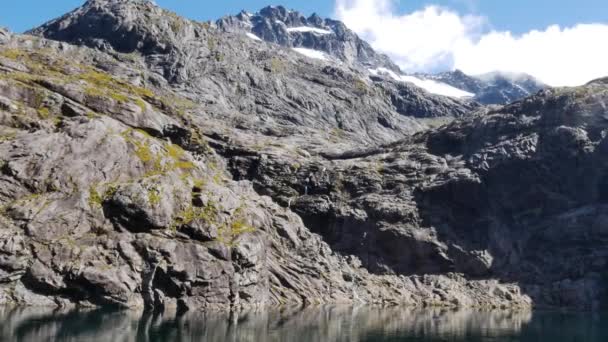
{"left": 217, "top": 5, "right": 402, "bottom": 73}
{"left": 218, "top": 6, "right": 546, "bottom": 104}
{"left": 0, "top": 0, "right": 606, "bottom": 312}
{"left": 30, "top": 0, "right": 477, "bottom": 144}
{"left": 218, "top": 6, "right": 474, "bottom": 99}
{"left": 422, "top": 69, "right": 548, "bottom": 105}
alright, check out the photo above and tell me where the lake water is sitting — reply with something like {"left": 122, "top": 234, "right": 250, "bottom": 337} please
{"left": 0, "top": 306, "right": 606, "bottom": 341}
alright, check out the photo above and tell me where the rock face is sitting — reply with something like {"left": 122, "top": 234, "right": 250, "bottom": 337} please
{"left": 0, "top": 37, "right": 521, "bottom": 311}
{"left": 227, "top": 82, "right": 608, "bottom": 310}
{"left": 423, "top": 70, "right": 547, "bottom": 105}
{"left": 0, "top": 0, "right": 604, "bottom": 312}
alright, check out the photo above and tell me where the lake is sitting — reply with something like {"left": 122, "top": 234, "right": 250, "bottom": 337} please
{"left": 0, "top": 306, "right": 606, "bottom": 341}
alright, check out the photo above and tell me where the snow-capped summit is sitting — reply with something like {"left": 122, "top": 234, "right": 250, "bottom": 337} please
{"left": 217, "top": 6, "right": 401, "bottom": 72}
{"left": 421, "top": 70, "right": 547, "bottom": 105}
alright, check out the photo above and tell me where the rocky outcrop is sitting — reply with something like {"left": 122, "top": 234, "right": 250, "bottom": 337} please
{"left": 0, "top": 0, "right": 605, "bottom": 312}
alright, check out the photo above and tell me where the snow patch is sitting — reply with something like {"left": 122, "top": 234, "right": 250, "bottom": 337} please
{"left": 246, "top": 32, "right": 262, "bottom": 41}
{"left": 292, "top": 48, "right": 329, "bottom": 61}
{"left": 512, "top": 83, "right": 530, "bottom": 95}
{"left": 400, "top": 76, "right": 475, "bottom": 98}
{"left": 369, "top": 68, "right": 474, "bottom": 98}
{"left": 287, "top": 26, "right": 333, "bottom": 35}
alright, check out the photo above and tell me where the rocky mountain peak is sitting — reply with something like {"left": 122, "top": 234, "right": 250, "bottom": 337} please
{"left": 217, "top": 6, "right": 401, "bottom": 72}
{"left": 84, "top": 0, "right": 148, "bottom": 4}
{"left": 258, "top": 5, "right": 298, "bottom": 21}
{"left": 78, "top": 0, "right": 157, "bottom": 12}
{"left": 28, "top": 0, "right": 204, "bottom": 55}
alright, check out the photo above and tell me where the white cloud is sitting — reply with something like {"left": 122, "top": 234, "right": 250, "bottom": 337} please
{"left": 335, "top": 0, "right": 608, "bottom": 86}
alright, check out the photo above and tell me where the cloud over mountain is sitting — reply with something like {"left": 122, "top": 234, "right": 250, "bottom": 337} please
{"left": 335, "top": 0, "right": 608, "bottom": 86}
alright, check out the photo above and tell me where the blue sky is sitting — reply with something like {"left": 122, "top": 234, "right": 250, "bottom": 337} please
{"left": 1, "top": 0, "right": 607, "bottom": 34}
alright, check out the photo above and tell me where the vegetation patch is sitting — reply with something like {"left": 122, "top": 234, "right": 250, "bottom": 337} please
{"left": 0, "top": 49, "right": 24, "bottom": 60}
{"left": 158, "top": 94, "right": 197, "bottom": 118}
{"left": 354, "top": 78, "right": 368, "bottom": 95}
{"left": 134, "top": 98, "right": 147, "bottom": 112}
{"left": 193, "top": 178, "right": 206, "bottom": 191}
{"left": 172, "top": 199, "right": 220, "bottom": 231}
{"left": 207, "top": 37, "right": 217, "bottom": 51}
{"left": 147, "top": 186, "right": 161, "bottom": 206}
{"left": 103, "top": 184, "right": 119, "bottom": 200}
{"left": 1, "top": 48, "right": 201, "bottom": 130}
{"left": 88, "top": 185, "right": 103, "bottom": 207}
{"left": 167, "top": 144, "right": 185, "bottom": 159}
{"left": 78, "top": 69, "right": 154, "bottom": 99}
{"left": 170, "top": 199, "right": 256, "bottom": 246}
{"left": 37, "top": 107, "right": 50, "bottom": 119}
{"left": 120, "top": 129, "right": 199, "bottom": 178}
{"left": 0, "top": 131, "right": 17, "bottom": 142}
{"left": 270, "top": 57, "right": 286, "bottom": 73}
{"left": 217, "top": 205, "right": 257, "bottom": 246}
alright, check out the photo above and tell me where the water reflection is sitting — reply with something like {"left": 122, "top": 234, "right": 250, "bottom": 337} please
{"left": 0, "top": 305, "right": 606, "bottom": 342}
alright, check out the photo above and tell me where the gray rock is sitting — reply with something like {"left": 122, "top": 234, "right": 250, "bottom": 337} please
{"left": 225, "top": 83, "right": 608, "bottom": 310}
{"left": 0, "top": 0, "right": 604, "bottom": 313}
{"left": 0, "top": 28, "right": 10, "bottom": 45}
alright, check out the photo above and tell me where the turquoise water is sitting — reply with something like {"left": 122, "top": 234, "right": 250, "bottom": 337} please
{"left": 0, "top": 306, "right": 606, "bottom": 341}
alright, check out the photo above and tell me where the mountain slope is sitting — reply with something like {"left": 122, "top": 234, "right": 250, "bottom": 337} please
{"left": 0, "top": 30, "right": 519, "bottom": 310}
{"left": 0, "top": 0, "right": 606, "bottom": 311}
{"left": 30, "top": 0, "right": 477, "bottom": 148}
{"left": 229, "top": 81, "right": 608, "bottom": 310}
{"left": 0, "top": 0, "right": 514, "bottom": 310}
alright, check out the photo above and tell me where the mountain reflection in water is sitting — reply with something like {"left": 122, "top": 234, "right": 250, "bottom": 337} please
{"left": 0, "top": 306, "right": 606, "bottom": 342}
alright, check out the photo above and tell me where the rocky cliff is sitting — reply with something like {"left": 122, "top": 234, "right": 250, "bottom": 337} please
{"left": 0, "top": 0, "right": 605, "bottom": 312}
